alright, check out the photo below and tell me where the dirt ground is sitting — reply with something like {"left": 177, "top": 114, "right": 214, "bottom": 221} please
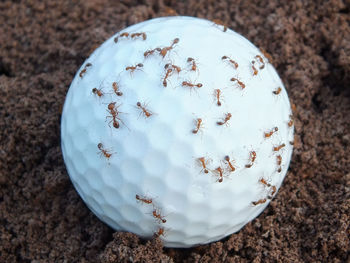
{"left": 0, "top": 0, "right": 349, "bottom": 262}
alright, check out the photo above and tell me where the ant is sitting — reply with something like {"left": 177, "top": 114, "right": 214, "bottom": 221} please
{"left": 255, "top": 55, "right": 265, "bottom": 69}
{"left": 182, "top": 81, "right": 202, "bottom": 90}
{"left": 222, "top": 56, "right": 238, "bottom": 69}
{"left": 131, "top": 32, "right": 147, "bottom": 40}
{"left": 106, "top": 102, "right": 123, "bottom": 129}
{"left": 192, "top": 118, "right": 203, "bottom": 134}
{"left": 245, "top": 151, "right": 257, "bottom": 168}
{"left": 288, "top": 115, "right": 294, "bottom": 127}
{"left": 144, "top": 48, "right": 161, "bottom": 58}
{"left": 217, "top": 112, "right": 232, "bottom": 126}
{"left": 273, "top": 143, "right": 286, "bottom": 152}
{"left": 159, "top": 38, "right": 179, "bottom": 57}
{"left": 252, "top": 198, "right": 266, "bottom": 206}
{"left": 273, "top": 87, "right": 282, "bottom": 95}
{"left": 230, "top": 77, "right": 245, "bottom": 89}
{"left": 212, "top": 19, "right": 228, "bottom": 32}
{"left": 136, "top": 101, "right": 153, "bottom": 118}
{"left": 112, "top": 82, "right": 123, "bottom": 96}
{"left": 259, "top": 178, "right": 271, "bottom": 187}
{"left": 165, "top": 63, "right": 181, "bottom": 74}
{"left": 125, "top": 63, "right": 143, "bottom": 74}
{"left": 154, "top": 227, "right": 165, "bottom": 238}
{"left": 268, "top": 186, "right": 277, "bottom": 199}
{"left": 152, "top": 208, "right": 167, "bottom": 224}
{"left": 79, "top": 63, "right": 92, "bottom": 78}
{"left": 135, "top": 194, "right": 152, "bottom": 205}
{"left": 92, "top": 87, "right": 104, "bottom": 97}
{"left": 214, "top": 167, "right": 224, "bottom": 183}
{"left": 224, "top": 155, "right": 236, "bottom": 172}
{"left": 114, "top": 32, "right": 129, "bottom": 43}
{"left": 197, "top": 157, "right": 210, "bottom": 174}
{"left": 251, "top": 61, "right": 258, "bottom": 76}
{"left": 163, "top": 68, "right": 173, "bottom": 87}
{"left": 260, "top": 48, "right": 273, "bottom": 63}
{"left": 97, "top": 143, "right": 114, "bottom": 160}
{"left": 264, "top": 127, "right": 278, "bottom": 138}
{"left": 214, "top": 89, "right": 223, "bottom": 106}
{"left": 276, "top": 155, "right": 282, "bottom": 166}
{"left": 187, "top": 57, "right": 198, "bottom": 72}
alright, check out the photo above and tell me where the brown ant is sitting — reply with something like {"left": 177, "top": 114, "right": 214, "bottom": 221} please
{"left": 264, "top": 127, "right": 278, "bottom": 138}
{"left": 106, "top": 102, "right": 123, "bottom": 129}
{"left": 212, "top": 19, "right": 228, "bottom": 32}
{"left": 162, "top": 68, "right": 173, "bottom": 87}
{"left": 135, "top": 194, "right": 152, "bottom": 205}
{"left": 230, "top": 77, "right": 245, "bottom": 89}
{"left": 182, "top": 81, "right": 202, "bottom": 90}
{"left": 192, "top": 118, "right": 203, "bottom": 134}
{"left": 197, "top": 157, "right": 210, "bottom": 174}
{"left": 79, "top": 63, "right": 92, "bottom": 78}
{"left": 269, "top": 186, "right": 277, "bottom": 198}
{"left": 288, "top": 115, "right": 294, "bottom": 127}
{"left": 224, "top": 156, "right": 236, "bottom": 172}
{"left": 217, "top": 112, "right": 232, "bottom": 126}
{"left": 187, "top": 57, "right": 197, "bottom": 72}
{"left": 152, "top": 208, "right": 166, "bottom": 224}
{"left": 245, "top": 151, "right": 257, "bottom": 168}
{"left": 159, "top": 38, "right": 179, "bottom": 57}
{"left": 154, "top": 227, "right": 165, "bottom": 238}
{"left": 255, "top": 55, "right": 265, "bottom": 69}
{"left": 260, "top": 48, "right": 273, "bottom": 63}
{"left": 252, "top": 198, "right": 266, "bottom": 206}
{"left": 251, "top": 61, "right": 258, "bottom": 76}
{"left": 259, "top": 178, "right": 271, "bottom": 187}
{"left": 273, "top": 87, "right": 282, "bottom": 95}
{"left": 97, "top": 143, "right": 114, "bottom": 160}
{"left": 126, "top": 63, "right": 143, "bottom": 74}
{"left": 131, "top": 32, "right": 147, "bottom": 40}
{"left": 112, "top": 82, "right": 123, "bottom": 96}
{"left": 276, "top": 155, "right": 282, "bottom": 166}
{"left": 222, "top": 56, "right": 238, "bottom": 69}
{"left": 273, "top": 143, "right": 286, "bottom": 152}
{"left": 289, "top": 141, "right": 294, "bottom": 146}
{"left": 114, "top": 32, "right": 129, "bottom": 43}
{"left": 92, "top": 87, "right": 104, "bottom": 97}
{"left": 214, "top": 167, "right": 224, "bottom": 183}
{"left": 165, "top": 63, "right": 181, "bottom": 73}
{"left": 214, "top": 89, "right": 223, "bottom": 106}
{"left": 144, "top": 48, "right": 161, "bottom": 58}
{"left": 136, "top": 101, "right": 153, "bottom": 118}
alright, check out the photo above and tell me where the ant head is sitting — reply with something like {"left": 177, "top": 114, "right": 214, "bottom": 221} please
{"left": 136, "top": 102, "right": 141, "bottom": 107}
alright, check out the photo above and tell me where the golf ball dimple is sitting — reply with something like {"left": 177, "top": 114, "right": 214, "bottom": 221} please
{"left": 61, "top": 16, "right": 294, "bottom": 248}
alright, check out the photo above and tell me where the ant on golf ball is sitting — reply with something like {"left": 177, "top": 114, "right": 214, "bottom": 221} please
{"left": 214, "top": 89, "right": 223, "bottom": 106}
{"left": 79, "top": 63, "right": 92, "bottom": 78}
{"left": 252, "top": 198, "right": 267, "bottom": 206}
{"left": 222, "top": 56, "right": 238, "bottom": 69}
{"left": 135, "top": 194, "right": 152, "bottom": 205}
{"left": 273, "top": 87, "right": 282, "bottom": 95}
{"left": 114, "top": 32, "right": 129, "bottom": 43}
{"left": 192, "top": 118, "right": 203, "bottom": 134}
{"left": 224, "top": 156, "right": 236, "bottom": 172}
{"left": 106, "top": 102, "right": 123, "bottom": 129}
{"left": 126, "top": 63, "right": 143, "bottom": 74}
{"left": 97, "top": 143, "right": 113, "bottom": 160}
{"left": 230, "top": 77, "right": 245, "bottom": 89}
{"left": 217, "top": 112, "right": 232, "bottom": 126}
{"left": 245, "top": 151, "right": 257, "bottom": 168}
{"left": 130, "top": 32, "right": 147, "bottom": 40}
{"left": 212, "top": 19, "right": 228, "bottom": 32}
{"left": 187, "top": 57, "right": 198, "bottom": 72}
{"left": 182, "top": 81, "right": 202, "bottom": 90}
{"left": 112, "top": 82, "right": 123, "bottom": 96}
{"left": 197, "top": 157, "right": 210, "bottom": 174}
{"left": 152, "top": 208, "right": 167, "bottom": 224}
{"left": 273, "top": 143, "right": 286, "bottom": 152}
{"left": 136, "top": 101, "right": 153, "bottom": 118}
{"left": 264, "top": 127, "right": 278, "bottom": 138}
{"left": 92, "top": 87, "right": 104, "bottom": 97}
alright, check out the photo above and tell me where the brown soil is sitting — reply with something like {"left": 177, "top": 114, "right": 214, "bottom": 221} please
{"left": 1, "top": 0, "right": 349, "bottom": 262}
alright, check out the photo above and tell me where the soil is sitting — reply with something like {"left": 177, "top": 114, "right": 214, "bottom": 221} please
{"left": 0, "top": 0, "right": 349, "bottom": 262}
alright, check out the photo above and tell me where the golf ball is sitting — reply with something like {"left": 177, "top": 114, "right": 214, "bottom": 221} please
{"left": 61, "top": 16, "right": 294, "bottom": 248}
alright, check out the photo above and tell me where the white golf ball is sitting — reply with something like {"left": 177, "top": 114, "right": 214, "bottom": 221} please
{"left": 61, "top": 16, "right": 294, "bottom": 248}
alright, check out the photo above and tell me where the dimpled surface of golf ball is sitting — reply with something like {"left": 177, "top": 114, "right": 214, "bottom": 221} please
{"left": 61, "top": 16, "right": 294, "bottom": 248}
